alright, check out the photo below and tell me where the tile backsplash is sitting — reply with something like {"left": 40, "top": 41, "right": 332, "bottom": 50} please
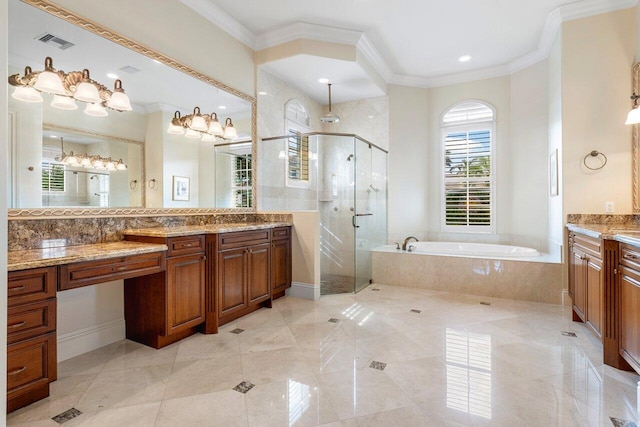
{"left": 8, "top": 213, "right": 292, "bottom": 251}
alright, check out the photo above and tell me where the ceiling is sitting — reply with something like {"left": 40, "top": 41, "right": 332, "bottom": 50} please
{"left": 182, "top": 0, "right": 637, "bottom": 104}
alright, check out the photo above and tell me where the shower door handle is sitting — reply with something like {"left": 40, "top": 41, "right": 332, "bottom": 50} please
{"left": 352, "top": 216, "right": 359, "bottom": 228}
{"left": 355, "top": 213, "right": 374, "bottom": 216}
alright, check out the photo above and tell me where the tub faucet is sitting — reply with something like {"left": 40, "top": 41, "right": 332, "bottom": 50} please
{"left": 402, "top": 236, "right": 419, "bottom": 251}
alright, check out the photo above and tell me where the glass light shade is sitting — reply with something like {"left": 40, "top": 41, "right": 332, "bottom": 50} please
{"left": 74, "top": 81, "right": 101, "bottom": 104}
{"left": 84, "top": 103, "right": 108, "bottom": 117}
{"left": 190, "top": 115, "right": 208, "bottom": 132}
{"left": 107, "top": 91, "right": 132, "bottom": 111}
{"left": 223, "top": 124, "right": 238, "bottom": 140}
{"left": 116, "top": 159, "right": 127, "bottom": 170}
{"left": 51, "top": 95, "right": 78, "bottom": 110}
{"left": 208, "top": 120, "right": 223, "bottom": 136}
{"left": 105, "top": 159, "right": 117, "bottom": 171}
{"left": 80, "top": 155, "right": 92, "bottom": 167}
{"left": 201, "top": 133, "right": 216, "bottom": 142}
{"left": 626, "top": 107, "right": 640, "bottom": 125}
{"left": 12, "top": 86, "right": 43, "bottom": 103}
{"left": 185, "top": 128, "right": 201, "bottom": 139}
{"left": 167, "top": 121, "right": 184, "bottom": 135}
{"left": 34, "top": 70, "right": 66, "bottom": 95}
{"left": 62, "top": 151, "right": 79, "bottom": 166}
{"left": 92, "top": 158, "right": 105, "bottom": 169}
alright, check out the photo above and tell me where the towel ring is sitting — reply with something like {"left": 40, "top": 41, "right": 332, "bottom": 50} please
{"left": 583, "top": 150, "right": 607, "bottom": 170}
{"left": 129, "top": 180, "right": 138, "bottom": 190}
{"left": 148, "top": 178, "right": 157, "bottom": 189}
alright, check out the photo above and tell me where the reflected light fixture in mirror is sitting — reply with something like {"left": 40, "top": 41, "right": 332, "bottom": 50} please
{"left": 8, "top": 56, "right": 133, "bottom": 116}
{"left": 167, "top": 108, "right": 237, "bottom": 141}
{"left": 626, "top": 93, "right": 640, "bottom": 125}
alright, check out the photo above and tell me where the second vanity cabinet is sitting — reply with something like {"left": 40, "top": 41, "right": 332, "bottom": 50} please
{"left": 568, "top": 232, "right": 603, "bottom": 337}
{"left": 124, "top": 235, "right": 206, "bottom": 348}
{"left": 618, "top": 243, "right": 640, "bottom": 372}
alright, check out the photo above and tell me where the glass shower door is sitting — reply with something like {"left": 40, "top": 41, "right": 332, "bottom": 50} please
{"left": 354, "top": 140, "right": 387, "bottom": 293}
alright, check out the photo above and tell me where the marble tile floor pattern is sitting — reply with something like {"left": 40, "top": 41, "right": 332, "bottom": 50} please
{"left": 7, "top": 284, "right": 640, "bottom": 426}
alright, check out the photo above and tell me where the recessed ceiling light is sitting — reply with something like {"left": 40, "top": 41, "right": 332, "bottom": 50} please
{"left": 152, "top": 59, "right": 161, "bottom": 64}
{"left": 368, "top": 115, "right": 374, "bottom": 119}
{"left": 318, "top": 78, "right": 329, "bottom": 84}
{"left": 106, "top": 73, "right": 119, "bottom": 79}
{"left": 458, "top": 55, "right": 472, "bottom": 63}
{"left": 50, "top": 135, "right": 57, "bottom": 138}
{"left": 218, "top": 105, "right": 226, "bottom": 110}
{"left": 258, "top": 91, "right": 268, "bottom": 96}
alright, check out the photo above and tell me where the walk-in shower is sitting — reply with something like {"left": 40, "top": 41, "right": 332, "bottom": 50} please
{"left": 259, "top": 132, "right": 388, "bottom": 295}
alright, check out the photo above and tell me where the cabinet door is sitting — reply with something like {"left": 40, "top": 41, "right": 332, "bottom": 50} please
{"left": 272, "top": 239, "right": 291, "bottom": 294}
{"left": 620, "top": 266, "right": 640, "bottom": 370}
{"left": 167, "top": 253, "right": 205, "bottom": 335}
{"left": 218, "top": 248, "right": 247, "bottom": 316}
{"left": 248, "top": 243, "right": 271, "bottom": 304}
{"left": 572, "top": 248, "right": 587, "bottom": 322}
{"left": 586, "top": 256, "right": 602, "bottom": 337}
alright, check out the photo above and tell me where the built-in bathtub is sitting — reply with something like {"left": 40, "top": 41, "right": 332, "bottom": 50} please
{"left": 372, "top": 242, "right": 562, "bottom": 304}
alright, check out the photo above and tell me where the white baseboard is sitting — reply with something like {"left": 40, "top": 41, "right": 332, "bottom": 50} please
{"left": 286, "top": 282, "right": 320, "bottom": 300}
{"left": 57, "top": 318, "right": 126, "bottom": 362}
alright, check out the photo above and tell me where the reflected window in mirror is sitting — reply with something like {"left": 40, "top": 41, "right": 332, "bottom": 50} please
{"left": 215, "top": 142, "right": 252, "bottom": 208}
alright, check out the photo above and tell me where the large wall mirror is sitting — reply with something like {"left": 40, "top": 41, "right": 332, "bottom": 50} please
{"left": 634, "top": 61, "right": 640, "bottom": 212}
{"left": 8, "top": 0, "right": 255, "bottom": 215}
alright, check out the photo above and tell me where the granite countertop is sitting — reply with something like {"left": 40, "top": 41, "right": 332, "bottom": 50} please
{"left": 567, "top": 223, "right": 640, "bottom": 246}
{"left": 8, "top": 241, "right": 168, "bottom": 272}
{"left": 122, "top": 222, "right": 293, "bottom": 238}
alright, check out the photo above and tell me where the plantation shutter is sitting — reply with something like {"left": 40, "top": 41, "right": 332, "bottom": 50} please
{"left": 41, "top": 161, "right": 65, "bottom": 192}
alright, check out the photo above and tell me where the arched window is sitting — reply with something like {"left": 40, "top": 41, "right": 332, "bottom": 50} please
{"left": 441, "top": 101, "right": 495, "bottom": 233}
{"left": 284, "top": 99, "right": 310, "bottom": 187}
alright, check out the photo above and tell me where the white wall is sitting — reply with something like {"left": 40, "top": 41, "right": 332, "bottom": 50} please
{"left": 1, "top": 0, "right": 9, "bottom": 415}
{"left": 562, "top": 9, "right": 636, "bottom": 215}
{"left": 387, "top": 85, "right": 430, "bottom": 243}
{"left": 509, "top": 61, "right": 549, "bottom": 243}
{"left": 548, "top": 31, "right": 564, "bottom": 257}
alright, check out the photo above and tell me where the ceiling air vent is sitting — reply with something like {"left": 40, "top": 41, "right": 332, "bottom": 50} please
{"left": 118, "top": 65, "right": 141, "bottom": 75}
{"left": 36, "top": 33, "right": 75, "bottom": 50}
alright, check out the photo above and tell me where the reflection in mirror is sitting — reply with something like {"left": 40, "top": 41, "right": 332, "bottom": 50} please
{"left": 8, "top": 0, "right": 254, "bottom": 211}
{"left": 38, "top": 125, "right": 143, "bottom": 208}
{"left": 215, "top": 142, "right": 253, "bottom": 208}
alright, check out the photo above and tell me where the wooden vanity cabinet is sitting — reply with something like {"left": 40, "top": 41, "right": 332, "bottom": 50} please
{"left": 568, "top": 232, "right": 603, "bottom": 338}
{"left": 7, "top": 267, "right": 57, "bottom": 413}
{"left": 618, "top": 243, "right": 640, "bottom": 372}
{"left": 271, "top": 227, "right": 292, "bottom": 299}
{"left": 124, "top": 235, "right": 205, "bottom": 348}
{"left": 215, "top": 230, "right": 272, "bottom": 326}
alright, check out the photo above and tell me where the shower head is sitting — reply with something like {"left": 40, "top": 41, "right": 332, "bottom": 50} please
{"left": 347, "top": 154, "right": 354, "bottom": 161}
{"left": 368, "top": 184, "right": 379, "bottom": 192}
{"left": 90, "top": 175, "right": 98, "bottom": 179}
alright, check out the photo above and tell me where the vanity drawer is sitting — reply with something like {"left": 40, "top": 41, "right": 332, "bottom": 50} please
{"left": 272, "top": 227, "right": 291, "bottom": 240}
{"left": 59, "top": 251, "right": 165, "bottom": 290}
{"left": 8, "top": 267, "right": 57, "bottom": 307}
{"left": 620, "top": 243, "right": 640, "bottom": 271}
{"left": 7, "top": 333, "right": 56, "bottom": 395}
{"left": 573, "top": 233, "right": 602, "bottom": 259}
{"left": 8, "top": 300, "right": 56, "bottom": 344}
{"left": 218, "top": 230, "right": 270, "bottom": 251}
{"left": 167, "top": 235, "right": 205, "bottom": 257}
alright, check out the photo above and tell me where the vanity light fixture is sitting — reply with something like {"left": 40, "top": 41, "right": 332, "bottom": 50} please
{"left": 57, "top": 136, "right": 128, "bottom": 171}
{"left": 8, "top": 56, "right": 133, "bottom": 115}
{"left": 626, "top": 93, "right": 640, "bottom": 125}
{"left": 166, "top": 107, "right": 238, "bottom": 141}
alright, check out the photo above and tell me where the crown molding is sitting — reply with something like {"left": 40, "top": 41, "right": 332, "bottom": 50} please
{"left": 193, "top": 0, "right": 639, "bottom": 90}
{"left": 179, "top": 0, "right": 256, "bottom": 48}
{"left": 255, "top": 22, "right": 362, "bottom": 51}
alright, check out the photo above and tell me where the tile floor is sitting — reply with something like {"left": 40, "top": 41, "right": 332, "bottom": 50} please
{"left": 6, "top": 285, "right": 640, "bottom": 426}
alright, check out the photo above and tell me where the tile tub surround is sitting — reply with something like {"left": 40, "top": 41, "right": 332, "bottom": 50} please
{"left": 8, "top": 213, "right": 292, "bottom": 250}
{"left": 372, "top": 251, "right": 563, "bottom": 304}
{"left": 6, "top": 286, "right": 640, "bottom": 426}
